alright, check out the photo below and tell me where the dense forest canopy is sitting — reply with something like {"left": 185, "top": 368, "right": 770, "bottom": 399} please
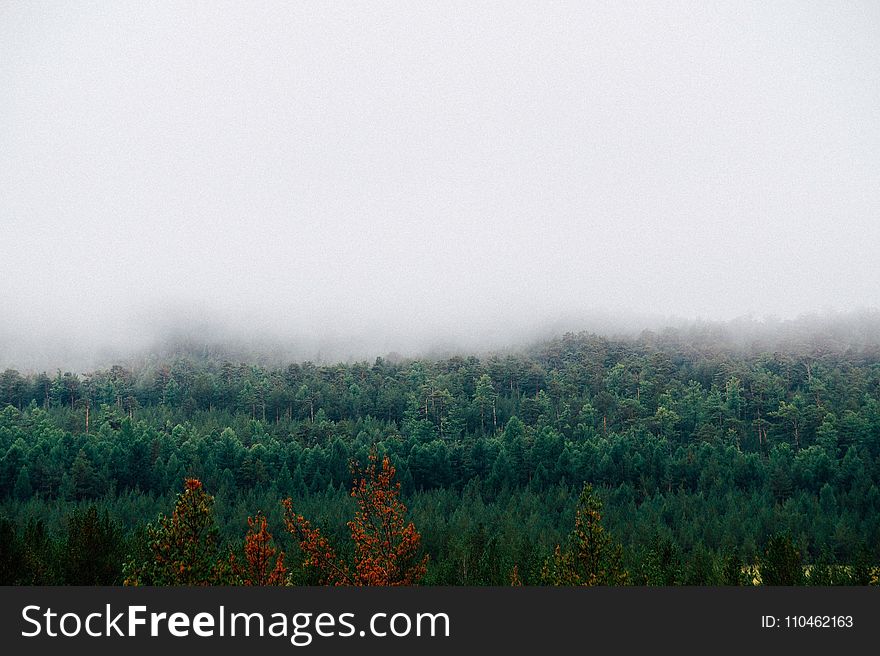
{"left": 2, "top": 317, "right": 880, "bottom": 585}
{"left": 4, "top": 0, "right": 880, "bottom": 596}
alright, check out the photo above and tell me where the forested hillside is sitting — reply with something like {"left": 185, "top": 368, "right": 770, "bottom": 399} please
{"left": 2, "top": 326, "right": 880, "bottom": 585}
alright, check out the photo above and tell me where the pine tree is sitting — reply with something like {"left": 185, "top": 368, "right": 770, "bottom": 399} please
{"left": 759, "top": 534, "right": 803, "bottom": 585}
{"left": 61, "top": 506, "right": 123, "bottom": 585}
{"left": 230, "top": 512, "right": 287, "bottom": 586}
{"left": 283, "top": 452, "right": 427, "bottom": 585}
{"left": 124, "top": 478, "right": 232, "bottom": 585}
{"left": 541, "top": 483, "right": 628, "bottom": 586}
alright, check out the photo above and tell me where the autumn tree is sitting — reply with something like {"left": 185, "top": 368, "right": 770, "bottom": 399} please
{"left": 230, "top": 512, "right": 287, "bottom": 586}
{"left": 348, "top": 453, "right": 427, "bottom": 584}
{"left": 510, "top": 564, "right": 523, "bottom": 586}
{"left": 541, "top": 483, "right": 628, "bottom": 586}
{"left": 283, "top": 452, "right": 427, "bottom": 585}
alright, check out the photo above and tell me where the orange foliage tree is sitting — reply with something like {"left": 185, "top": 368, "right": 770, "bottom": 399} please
{"left": 283, "top": 453, "right": 427, "bottom": 585}
{"left": 230, "top": 512, "right": 288, "bottom": 586}
{"left": 510, "top": 564, "right": 523, "bottom": 586}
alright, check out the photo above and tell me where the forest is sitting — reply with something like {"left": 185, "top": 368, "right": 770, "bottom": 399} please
{"left": 1, "top": 322, "right": 880, "bottom": 585}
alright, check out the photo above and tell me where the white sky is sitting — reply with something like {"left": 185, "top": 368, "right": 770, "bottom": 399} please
{"left": 1, "top": 1, "right": 879, "bottom": 365}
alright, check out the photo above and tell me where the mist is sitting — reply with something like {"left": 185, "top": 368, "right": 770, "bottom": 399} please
{"left": 2, "top": 2, "right": 879, "bottom": 371}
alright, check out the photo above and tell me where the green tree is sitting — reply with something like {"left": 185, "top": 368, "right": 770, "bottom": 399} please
{"left": 541, "top": 483, "right": 627, "bottom": 586}
{"left": 474, "top": 374, "right": 497, "bottom": 435}
{"left": 759, "top": 534, "right": 803, "bottom": 585}
{"left": 123, "top": 478, "right": 231, "bottom": 585}
{"left": 61, "top": 506, "right": 124, "bottom": 585}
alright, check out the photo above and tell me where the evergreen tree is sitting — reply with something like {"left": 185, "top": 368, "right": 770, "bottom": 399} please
{"left": 759, "top": 534, "right": 804, "bottom": 585}
{"left": 124, "top": 479, "right": 231, "bottom": 585}
{"left": 541, "top": 483, "right": 627, "bottom": 586}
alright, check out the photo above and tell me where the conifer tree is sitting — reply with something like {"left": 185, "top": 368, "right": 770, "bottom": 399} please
{"left": 541, "top": 483, "right": 628, "bottom": 586}
{"left": 124, "top": 478, "right": 232, "bottom": 585}
{"left": 230, "top": 512, "right": 287, "bottom": 586}
{"left": 283, "top": 453, "right": 427, "bottom": 585}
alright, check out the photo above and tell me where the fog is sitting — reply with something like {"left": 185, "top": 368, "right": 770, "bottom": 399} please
{"left": 2, "top": 2, "right": 879, "bottom": 370}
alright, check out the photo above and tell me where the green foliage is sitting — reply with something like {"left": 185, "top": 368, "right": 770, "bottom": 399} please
{"left": 721, "top": 553, "right": 750, "bottom": 586}
{"left": 0, "top": 516, "right": 24, "bottom": 584}
{"left": 760, "top": 534, "right": 804, "bottom": 586}
{"left": 541, "top": 484, "right": 627, "bottom": 586}
{"left": 0, "top": 327, "right": 879, "bottom": 584}
{"left": 123, "top": 479, "right": 232, "bottom": 585}
{"left": 60, "top": 505, "right": 124, "bottom": 584}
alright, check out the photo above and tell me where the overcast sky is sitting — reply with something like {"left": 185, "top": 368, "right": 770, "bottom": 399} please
{"left": 2, "top": 2, "right": 879, "bottom": 366}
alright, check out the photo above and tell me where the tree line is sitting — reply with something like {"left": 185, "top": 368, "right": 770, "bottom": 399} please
{"left": 1, "top": 327, "right": 879, "bottom": 584}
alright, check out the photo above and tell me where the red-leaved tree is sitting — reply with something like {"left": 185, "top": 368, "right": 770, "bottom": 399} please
{"left": 283, "top": 453, "right": 427, "bottom": 585}
{"left": 230, "top": 512, "right": 287, "bottom": 586}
